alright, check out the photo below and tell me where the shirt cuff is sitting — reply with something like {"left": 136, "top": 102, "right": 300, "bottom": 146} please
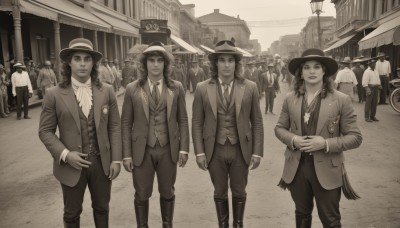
{"left": 291, "top": 136, "right": 298, "bottom": 150}
{"left": 60, "top": 149, "right": 70, "bottom": 164}
{"left": 123, "top": 157, "right": 132, "bottom": 160}
{"left": 196, "top": 153, "right": 205, "bottom": 157}
{"left": 112, "top": 161, "right": 122, "bottom": 164}
{"left": 179, "top": 151, "right": 189, "bottom": 155}
{"left": 252, "top": 154, "right": 262, "bottom": 158}
{"left": 325, "top": 140, "right": 330, "bottom": 153}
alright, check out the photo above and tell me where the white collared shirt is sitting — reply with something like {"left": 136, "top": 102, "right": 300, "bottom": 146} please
{"left": 335, "top": 67, "right": 358, "bottom": 85}
{"left": 362, "top": 67, "right": 381, "bottom": 87}
{"left": 218, "top": 78, "right": 233, "bottom": 95}
{"left": 148, "top": 77, "right": 163, "bottom": 95}
{"left": 11, "top": 71, "right": 33, "bottom": 96}
{"left": 375, "top": 60, "right": 391, "bottom": 76}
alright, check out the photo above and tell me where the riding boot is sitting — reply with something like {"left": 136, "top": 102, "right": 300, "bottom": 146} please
{"left": 232, "top": 197, "right": 246, "bottom": 228}
{"left": 134, "top": 199, "right": 149, "bottom": 228}
{"left": 214, "top": 198, "right": 229, "bottom": 228}
{"left": 295, "top": 214, "right": 312, "bottom": 228}
{"left": 93, "top": 210, "right": 109, "bottom": 228}
{"left": 160, "top": 196, "right": 175, "bottom": 228}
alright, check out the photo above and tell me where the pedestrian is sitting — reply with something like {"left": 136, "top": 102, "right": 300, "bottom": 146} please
{"left": 274, "top": 54, "right": 284, "bottom": 81}
{"left": 352, "top": 58, "right": 366, "bottom": 103}
{"left": 192, "top": 40, "right": 264, "bottom": 228}
{"left": 171, "top": 58, "right": 186, "bottom": 93}
{"left": 121, "top": 58, "right": 132, "bottom": 88}
{"left": 362, "top": 59, "right": 381, "bottom": 122}
{"left": 188, "top": 60, "right": 205, "bottom": 93}
{"left": 0, "top": 64, "right": 10, "bottom": 116}
{"left": 109, "top": 59, "right": 121, "bottom": 92}
{"left": 375, "top": 52, "right": 391, "bottom": 105}
{"left": 199, "top": 57, "right": 210, "bottom": 80}
{"left": 121, "top": 41, "right": 189, "bottom": 228}
{"left": 244, "top": 61, "right": 261, "bottom": 98}
{"left": 98, "top": 58, "right": 114, "bottom": 87}
{"left": 38, "top": 38, "right": 122, "bottom": 227}
{"left": 6, "top": 59, "right": 16, "bottom": 110}
{"left": 261, "top": 62, "right": 280, "bottom": 115}
{"left": 334, "top": 57, "right": 358, "bottom": 101}
{"left": 275, "top": 48, "right": 362, "bottom": 228}
{"left": 37, "top": 60, "right": 57, "bottom": 96}
{"left": 27, "top": 61, "right": 38, "bottom": 91}
{"left": 11, "top": 63, "right": 33, "bottom": 120}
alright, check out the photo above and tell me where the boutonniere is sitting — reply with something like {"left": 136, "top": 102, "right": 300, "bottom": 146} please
{"left": 102, "top": 106, "right": 109, "bottom": 115}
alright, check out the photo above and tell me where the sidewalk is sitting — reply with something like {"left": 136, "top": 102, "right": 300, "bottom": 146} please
{"left": 27, "top": 87, "right": 126, "bottom": 108}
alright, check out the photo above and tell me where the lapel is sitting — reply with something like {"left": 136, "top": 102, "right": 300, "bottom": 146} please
{"left": 166, "top": 83, "right": 173, "bottom": 121}
{"left": 141, "top": 83, "right": 150, "bottom": 122}
{"left": 92, "top": 84, "right": 104, "bottom": 130}
{"left": 292, "top": 95, "right": 303, "bottom": 135}
{"left": 60, "top": 86, "right": 80, "bottom": 130}
{"left": 316, "top": 92, "right": 335, "bottom": 135}
{"left": 207, "top": 79, "right": 217, "bottom": 119}
{"left": 234, "top": 79, "right": 245, "bottom": 119}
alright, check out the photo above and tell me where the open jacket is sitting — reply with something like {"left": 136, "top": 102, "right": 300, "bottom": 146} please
{"left": 275, "top": 90, "right": 362, "bottom": 190}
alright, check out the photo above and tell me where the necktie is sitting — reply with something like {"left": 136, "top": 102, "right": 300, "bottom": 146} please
{"left": 222, "top": 83, "right": 230, "bottom": 106}
{"left": 151, "top": 81, "right": 160, "bottom": 105}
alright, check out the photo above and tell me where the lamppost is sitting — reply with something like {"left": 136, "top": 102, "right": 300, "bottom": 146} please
{"left": 310, "top": 0, "right": 324, "bottom": 49}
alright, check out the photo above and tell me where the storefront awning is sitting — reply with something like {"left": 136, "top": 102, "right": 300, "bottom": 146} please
{"left": 20, "top": 0, "right": 58, "bottom": 21}
{"left": 200, "top": 45, "right": 215, "bottom": 53}
{"left": 358, "top": 17, "right": 400, "bottom": 50}
{"left": 324, "top": 34, "right": 356, "bottom": 52}
{"left": 91, "top": 11, "right": 139, "bottom": 36}
{"left": 170, "top": 35, "right": 198, "bottom": 54}
{"left": 29, "top": 0, "right": 111, "bottom": 32}
{"left": 236, "top": 47, "right": 253, "bottom": 57}
{"left": 193, "top": 46, "right": 205, "bottom": 55}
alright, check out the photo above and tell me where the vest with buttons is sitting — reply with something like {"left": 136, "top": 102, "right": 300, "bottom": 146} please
{"left": 77, "top": 101, "right": 100, "bottom": 155}
{"left": 216, "top": 83, "right": 239, "bottom": 145}
{"left": 146, "top": 84, "right": 169, "bottom": 147}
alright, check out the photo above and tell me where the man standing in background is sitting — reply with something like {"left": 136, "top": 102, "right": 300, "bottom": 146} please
{"left": 37, "top": 60, "right": 57, "bottom": 96}
{"left": 375, "top": 52, "right": 391, "bottom": 105}
{"left": 11, "top": 63, "right": 33, "bottom": 120}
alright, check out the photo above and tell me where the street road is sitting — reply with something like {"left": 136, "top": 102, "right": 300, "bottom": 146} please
{"left": 0, "top": 82, "right": 399, "bottom": 227}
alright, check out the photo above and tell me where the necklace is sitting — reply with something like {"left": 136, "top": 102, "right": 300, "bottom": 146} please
{"left": 303, "top": 89, "right": 321, "bottom": 125}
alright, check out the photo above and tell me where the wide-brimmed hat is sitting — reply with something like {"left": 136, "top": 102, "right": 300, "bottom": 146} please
{"left": 141, "top": 41, "right": 174, "bottom": 61}
{"left": 246, "top": 60, "right": 256, "bottom": 65}
{"left": 44, "top": 60, "right": 52, "bottom": 66}
{"left": 340, "top": 57, "right": 352, "bottom": 64}
{"left": 274, "top": 54, "right": 281, "bottom": 59}
{"left": 59, "top": 38, "right": 103, "bottom": 63}
{"left": 288, "top": 48, "right": 338, "bottom": 77}
{"left": 267, "top": 63, "right": 274, "bottom": 67}
{"left": 367, "top": 59, "right": 377, "bottom": 64}
{"left": 208, "top": 40, "right": 243, "bottom": 62}
{"left": 13, "top": 62, "right": 26, "bottom": 69}
{"left": 124, "top": 58, "right": 131, "bottom": 62}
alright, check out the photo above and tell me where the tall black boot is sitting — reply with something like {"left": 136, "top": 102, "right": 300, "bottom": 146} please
{"left": 214, "top": 198, "right": 229, "bottom": 228}
{"left": 63, "top": 218, "right": 80, "bottom": 228}
{"left": 295, "top": 214, "right": 312, "bottom": 228}
{"left": 160, "top": 196, "right": 175, "bottom": 228}
{"left": 93, "top": 210, "right": 109, "bottom": 228}
{"left": 232, "top": 197, "right": 246, "bottom": 228}
{"left": 134, "top": 199, "right": 149, "bottom": 228}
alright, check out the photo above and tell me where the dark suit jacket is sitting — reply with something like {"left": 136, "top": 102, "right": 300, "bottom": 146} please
{"left": 39, "top": 83, "right": 122, "bottom": 187}
{"left": 121, "top": 79, "right": 189, "bottom": 166}
{"left": 275, "top": 91, "right": 362, "bottom": 190}
{"left": 261, "top": 71, "right": 280, "bottom": 92}
{"left": 192, "top": 78, "right": 264, "bottom": 165}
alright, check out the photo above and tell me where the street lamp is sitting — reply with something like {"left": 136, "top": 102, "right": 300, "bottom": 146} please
{"left": 310, "top": 0, "right": 324, "bottom": 49}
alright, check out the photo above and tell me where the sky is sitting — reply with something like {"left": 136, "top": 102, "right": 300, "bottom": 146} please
{"left": 179, "top": 0, "right": 337, "bottom": 51}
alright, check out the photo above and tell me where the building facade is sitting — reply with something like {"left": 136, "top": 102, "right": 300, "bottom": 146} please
{"left": 278, "top": 34, "right": 302, "bottom": 58}
{"left": 300, "top": 16, "right": 336, "bottom": 50}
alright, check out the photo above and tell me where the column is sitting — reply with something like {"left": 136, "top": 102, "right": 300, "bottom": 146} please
{"left": 114, "top": 34, "right": 118, "bottom": 60}
{"left": 375, "top": 0, "right": 382, "bottom": 18}
{"left": 387, "top": 0, "right": 393, "bottom": 11}
{"left": 125, "top": 37, "right": 130, "bottom": 54}
{"left": 12, "top": 0, "right": 23, "bottom": 62}
{"left": 79, "top": 28, "right": 84, "bottom": 38}
{"left": 93, "top": 30, "right": 98, "bottom": 51}
{"left": 53, "top": 21, "right": 61, "bottom": 82}
{"left": 120, "top": 35, "right": 124, "bottom": 60}
{"left": 103, "top": 32, "right": 107, "bottom": 58}
{"left": 368, "top": 0, "right": 375, "bottom": 20}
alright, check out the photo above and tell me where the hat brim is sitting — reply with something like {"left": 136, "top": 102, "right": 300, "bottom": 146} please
{"left": 208, "top": 51, "right": 242, "bottom": 62}
{"left": 137, "top": 50, "right": 174, "bottom": 63}
{"left": 288, "top": 56, "right": 338, "bottom": 77}
{"left": 59, "top": 48, "right": 103, "bottom": 63}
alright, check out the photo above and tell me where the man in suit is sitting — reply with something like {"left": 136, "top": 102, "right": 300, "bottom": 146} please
{"left": 261, "top": 63, "right": 280, "bottom": 115}
{"left": 39, "top": 38, "right": 122, "bottom": 228}
{"left": 188, "top": 60, "right": 206, "bottom": 93}
{"left": 275, "top": 48, "right": 362, "bottom": 227}
{"left": 121, "top": 42, "right": 189, "bottom": 228}
{"left": 192, "top": 40, "right": 264, "bottom": 228}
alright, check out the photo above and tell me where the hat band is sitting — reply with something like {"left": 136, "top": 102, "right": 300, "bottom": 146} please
{"left": 302, "top": 54, "right": 326, "bottom": 58}
{"left": 70, "top": 42, "right": 94, "bottom": 50}
{"left": 144, "top": 46, "right": 166, "bottom": 53}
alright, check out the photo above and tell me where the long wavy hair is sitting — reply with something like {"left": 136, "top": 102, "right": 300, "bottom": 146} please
{"left": 209, "top": 54, "right": 244, "bottom": 83}
{"left": 292, "top": 60, "right": 334, "bottom": 98}
{"left": 59, "top": 53, "right": 101, "bottom": 89}
{"left": 137, "top": 51, "right": 174, "bottom": 89}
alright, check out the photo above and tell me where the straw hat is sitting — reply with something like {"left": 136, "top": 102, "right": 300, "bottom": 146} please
{"left": 59, "top": 38, "right": 103, "bottom": 62}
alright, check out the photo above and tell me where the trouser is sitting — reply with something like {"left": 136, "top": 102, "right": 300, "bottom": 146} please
{"left": 264, "top": 87, "right": 275, "bottom": 112}
{"left": 365, "top": 86, "right": 379, "bottom": 119}
{"left": 15, "top": 86, "right": 29, "bottom": 117}
{"left": 0, "top": 91, "right": 6, "bottom": 116}
{"left": 7, "top": 85, "right": 14, "bottom": 108}
{"left": 208, "top": 141, "right": 249, "bottom": 199}
{"left": 289, "top": 154, "right": 341, "bottom": 228}
{"left": 133, "top": 143, "right": 176, "bottom": 201}
{"left": 379, "top": 75, "right": 388, "bottom": 104}
{"left": 61, "top": 155, "right": 111, "bottom": 228}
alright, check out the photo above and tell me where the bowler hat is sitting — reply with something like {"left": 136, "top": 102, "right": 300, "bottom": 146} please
{"left": 59, "top": 38, "right": 103, "bottom": 63}
{"left": 207, "top": 40, "right": 243, "bottom": 62}
{"left": 13, "top": 62, "right": 26, "bottom": 69}
{"left": 288, "top": 48, "right": 338, "bottom": 77}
